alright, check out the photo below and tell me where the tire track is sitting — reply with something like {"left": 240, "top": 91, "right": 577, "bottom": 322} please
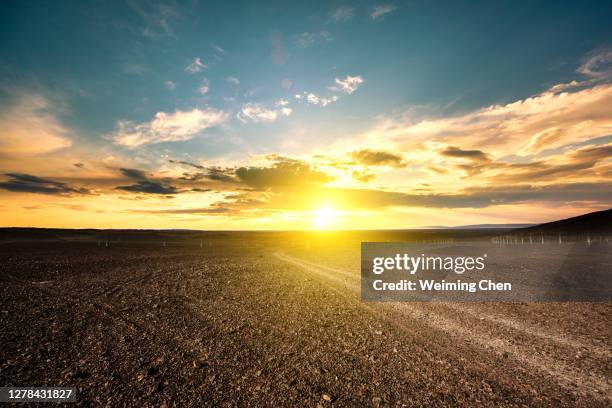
{"left": 274, "top": 251, "right": 611, "bottom": 400}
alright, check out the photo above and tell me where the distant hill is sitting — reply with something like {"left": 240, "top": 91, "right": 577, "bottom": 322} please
{"left": 427, "top": 223, "right": 535, "bottom": 229}
{"left": 515, "top": 209, "right": 612, "bottom": 235}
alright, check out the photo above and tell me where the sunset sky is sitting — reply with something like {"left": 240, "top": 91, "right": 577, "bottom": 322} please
{"left": 1, "top": 1, "right": 611, "bottom": 229}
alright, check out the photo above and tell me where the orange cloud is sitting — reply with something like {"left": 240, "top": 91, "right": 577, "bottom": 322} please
{"left": 0, "top": 94, "right": 72, "bottom": 155}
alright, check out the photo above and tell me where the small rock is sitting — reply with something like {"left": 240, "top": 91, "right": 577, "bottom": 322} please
{"left": 322, "top": 394, "right": 331, "bottom": 402}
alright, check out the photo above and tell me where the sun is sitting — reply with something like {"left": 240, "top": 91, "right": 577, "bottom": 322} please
{"left": 313, "top": 205, "right": 336, "bottom": 229}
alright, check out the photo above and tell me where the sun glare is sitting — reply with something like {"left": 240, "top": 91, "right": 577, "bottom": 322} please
{"left": 313, "top": 205, "right": 336, "bottom": 229}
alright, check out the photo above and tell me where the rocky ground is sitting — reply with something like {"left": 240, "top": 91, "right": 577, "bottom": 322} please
{"left": 0, "top": 238, "right": 610, "bottom": 407}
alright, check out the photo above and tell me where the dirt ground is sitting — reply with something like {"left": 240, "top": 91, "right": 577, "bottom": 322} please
{"left": 0, "top": 236, "right": 610, "bottom": 407}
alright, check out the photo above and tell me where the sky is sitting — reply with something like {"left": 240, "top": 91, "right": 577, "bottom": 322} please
{"left": 0, "top": 0, "right": 611, "bottom": 230}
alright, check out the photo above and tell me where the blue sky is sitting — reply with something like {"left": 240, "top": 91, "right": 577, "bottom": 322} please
{"left": 0, "top": 1, "right": 611, "bottom": 229}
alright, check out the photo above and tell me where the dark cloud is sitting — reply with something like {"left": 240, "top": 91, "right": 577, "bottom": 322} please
{"left": 116, "top": 180, "right": 178, "bottom": 195}
{"left": 350, "top": 149, "right": 405, "bottom": 167}
{"left": 352, "top": 170, "right": 376, "bottom": 183}
{"left": 169, "top": 159, "right": 205, "bottom": 170}
{"left": 179, "top": 166, "right": 236, "bottom": 183}
{"left": 439, "top": 146, "right": 490, "bottom": 161}
{"left": 235, "top": 159, "right": 332, "bottom": 190}
{"left": 74, "top": 162, "right": 85, "bottom": 168}
{"left": 206, "top": 167, "right": 236, "bottom": 182}
{"left": 0, "top": 173, "right": 91, "bottom": 196}
{"left": 116, "top": 167, "right": 183, "bottom": 195}
{"left": 119, "top": 168, "right": 149, "bottom": 180}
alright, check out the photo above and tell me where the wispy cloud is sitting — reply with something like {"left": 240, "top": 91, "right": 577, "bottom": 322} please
{"left": 0, "top": 93, "right": 72, "bottom": 155}
{"left": 198, "top": 78, "right": 210, "bottom": 94}
{"left": 212, "top": 44, "right": 225, "bottom": 55}
{"left": 371, "top": 4, "right": 397, "bottom": 20}
{"left": 0, "top": 173, "right": 91, "bottom": 196}
{"left": 164, "top": 80, "right": 177, "bottom": 90}
{"left": 225, "top": 76, "right": 240, "bottom": 86}
{"left": 577, "top": 48, "right": 612, "bottom": 79}
{"left": 329, "top": 75, "right": 364, "bottom": 94}
{"left": 330, "top": 7, "right": 353, "bottom": 22}
{"left": 168, "top": 159, "right": 205, "bottom": 170}
{"left": 296, "top": 30, "right": 331, "bottom": 48}
{"left": 127, "top": 0, "right": 178, "bottom": 38}
{"left": 112, "top": 108, "right": 227, "bottom": 147}
{"left": 237, "top": 100, "right": 292, "bottom": 123}
{"left": 185, "top": 57, "right": 206, "bottom": 73}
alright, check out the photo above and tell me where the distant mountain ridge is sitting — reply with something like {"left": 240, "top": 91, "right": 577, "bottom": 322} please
{"left": 515, "top": 209, "right": 612, "bottom": 235}
{"left": 427, "top": 223, "right": 535, "bottom": 229}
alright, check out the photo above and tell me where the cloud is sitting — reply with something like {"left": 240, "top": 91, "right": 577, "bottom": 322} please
{"left": 352, "top": 170, "right": 376, "bottom": 183}
{"left": 350, "top": 149, "right": 405, "bottom": 167}
{"left": 209, "top": 167, "right": 237, "bottom": 182}
{"left": 237, "top": 101, "right": 292, "bottom": 123}
{"left": 363, "top": 82, "right": 612, "bottom": 156}
{"left": 371, "top": 4, "right": 397, "bottom": 20}
{"left": 212, "top": 44, "right": 225, "bottom": 55}
{"left": 320, "top": 182, "right": 612, "bottom": 209}
{"left": 164, "top": 80, "right": 177, "bottom": 90}
{"left": 186, "top": 57, "right": 206, "bottom": 73}
{"left": 168, "top": 159, "right": 205, "bottom": 170}
{"left": 226, "top": 76, "right": 240, "bottom": 86}
{"left": 115, "top": 167, "right": 178, "bottom": 195}
{"left": 487, "top": 143, "right": 612, "bottom": 184}
{"left": 439, "top": 146, "right": 490, "bottom": 161}
{"left": 235, "top": 158, "right": 333, "bottom": 190}
{"left": 180, "top": 166, "right": 235, "bottom": 183}
{"left": 330, "top": 7, "right": 353, "bottom": 22}
{"left": 296, "top": 30, "right": 331, "bottom": 48}
{"left": 577, "top": 49, "right": 612, "bottom": 79}
{"left": 300, "top": 92, "right": 338, "bottom": 107}
{"left": 116, "top": 180, "right": 178, "bottom": 195}
{"left": 329, "top": 75, "right": 364, "bottom": 94}
{"left": 131, "top": 206, "right": 232, "bottom": 215}
{"left": 127, "top": 0, "right": 178, "bottom": 38}
{"left": 520, "top": 127, "right": 563, "bottom": 154}
{"left": 198, "top": 78, "right": 210, "bottom": 94}
{"left": 119, "top": 168, "right": 149, "bottom": 180}
{"left": 111, "top": 108, "right": 227, "bottom": 147}
{"left": 270, "top": 31, "right": 289, "bottom": 65}
{"left": 0, "top": 173, "right": 91, "bottom": 196}
{"left": 0, "top": 93, "right": 72, "bottom": 155}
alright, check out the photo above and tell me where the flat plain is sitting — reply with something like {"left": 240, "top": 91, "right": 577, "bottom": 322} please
{"left": 0, "top": 230, "right": 610, "bottom": 407}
